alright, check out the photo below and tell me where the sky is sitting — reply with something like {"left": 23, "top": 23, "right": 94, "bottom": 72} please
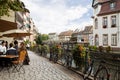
{"left": 22, "top": 0, "right": 93, "bottom": 34}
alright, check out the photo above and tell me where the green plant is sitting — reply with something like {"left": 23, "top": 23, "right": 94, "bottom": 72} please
{"left": 72, "top": 44, "right": 86, "bottom": 69}
{"left": 98, "top": 46, "right": 104, "bottom": 52}
{"left": 88, "top": 46, "right": 92, "bottom": 51}
{"left": 105, "top": 46, "right": 111, "bottom": 53}
{"left": 92, "top": 46, "right": 98, "bottom": 51}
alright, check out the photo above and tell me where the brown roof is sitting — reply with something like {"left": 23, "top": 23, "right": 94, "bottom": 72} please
{"left": 0, "top": 19, "right": 17, "bottom": 32}
{"left": 83, "top": 26, "right": 93, "bottom": 34}
{"left": 98, "top": 0, "right": 109, "bottom": 3}
{"left": 48, "top": 33, "right": 56, "bottom": 35}
{"left": 78, "top": 30, "right": 84, "bottom": 35}
{"left": 98, "top": 0, "right": 120, "bottom": 16}
{"left": 59, "top": 30, "right": 73, "bottom": 36}
{"left": 92, "top": 0, "right": 109, "bottom": 7}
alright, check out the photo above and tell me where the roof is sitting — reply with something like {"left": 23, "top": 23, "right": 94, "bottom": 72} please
{"left": 48, "top": 33, "right": 56, "bottom": 35}
{"left": 59, "top": 30, "right": 73, "bottom": 36}
{"left": 98, "top": 0, "right": 120, "bottom": 16}
{"left": 0, "top": 19, "right": 17, "bottom": 32}
{"left": 83, "top": 26, "right": 93, "bottom": 34}
{"left": 98, "top": 0, "right": 109, "bottom": 3}
{"left": 78, "top": 30, "right": 84, "bottom": 35}
{"left": 92, "top": 0, "right": 110, "bottom": 7}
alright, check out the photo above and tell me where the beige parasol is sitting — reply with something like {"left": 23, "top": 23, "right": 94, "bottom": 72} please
{"left": 2, "top": 29, "right": 32, "bottom": 38}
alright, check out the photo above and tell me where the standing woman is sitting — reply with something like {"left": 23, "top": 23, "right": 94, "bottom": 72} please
{"left": 19, "top": 42, "right": 30, "bottom": 65}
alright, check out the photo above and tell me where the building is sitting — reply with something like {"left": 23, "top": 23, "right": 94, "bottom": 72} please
{"left": 82, "top": 26, "right": 93, "bottom": 45}
{"left": 59, "top": 30, "right": 73, "bottom": 42}
{"left": 48, "top": 33, "right": 58, "bottom": 42}
{"left": 0, "top": 1, "right": 38, "bottom": 44}
{"left": 70, "top": 29, "right": 80, "bottom": 43}
{"left": 92, "top": 0, "right": 120, "bottom": 47}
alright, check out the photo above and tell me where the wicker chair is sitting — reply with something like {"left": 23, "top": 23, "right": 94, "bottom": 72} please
{"left": 12, "top": 50, "right": 27, "bottom": 73}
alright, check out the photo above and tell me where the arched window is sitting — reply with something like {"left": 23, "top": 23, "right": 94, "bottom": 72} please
{"left": 95, "top": 34, "right": 99, "bottom": 46}
{"left": 95, "top": 18, "right": 98, "bottom": 29}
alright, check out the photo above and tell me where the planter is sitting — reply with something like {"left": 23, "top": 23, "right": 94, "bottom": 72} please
{"left": 103, "top": 25, "right": 107, "bottom": 28}
{"left": 111, "top": 24, "right": 116, "bottom": 27}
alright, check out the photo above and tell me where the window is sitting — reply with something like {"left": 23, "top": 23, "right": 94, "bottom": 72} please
{"left": 95, "top": 18, "right": 98, "bottom": 29}
{"left": 110, "top": 2, "right": 116, "bottom": 10}
{"left": 111, "top": 16, "right": 116, "bottom": 27}
{"left": 103, "top": 34, "right": 108, "bottom": 46}
{"left": 111, "top": 34, "right": 117, "bottom": 46}
{"left": 103, "top": 17, "right": 107, "bottom": 28}
{"left": 95, "top": 34, "right": 99, "bottom": 46}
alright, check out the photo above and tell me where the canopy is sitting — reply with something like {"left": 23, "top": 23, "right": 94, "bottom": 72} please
{"left": 2, "top": 29, "right": 32, "bottom": 38}
{"left": 0, "top": 19, "right": 17, "bottom": 32}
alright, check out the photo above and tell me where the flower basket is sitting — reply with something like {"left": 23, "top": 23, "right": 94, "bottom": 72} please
{"left": 111, "top": 24, "right": 116, "bottom": 27}
{"left": 103, "top": 25, "right": 107, "bottom": 28}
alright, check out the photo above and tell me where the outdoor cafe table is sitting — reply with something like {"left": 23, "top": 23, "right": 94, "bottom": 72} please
{"left": 0, "top": 55, "right": 19, "bottom": 72}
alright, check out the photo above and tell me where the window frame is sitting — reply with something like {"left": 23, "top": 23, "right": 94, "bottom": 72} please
{"left": 111, "top": 34, "right": 117, "bottom": 46}
{"left": 110, "top": 2, "right": 116, "bottom": 10}
{"left": 95, "top": 18, "right": 98, "bottom": 29}
{"left": 103, "top": 34, "right": 108, "bottom": 46}
{"left": 111, "top": 15, "right": 116, "bottom": 27}
{"left": 102, "top": 17, "right": 107, "bottom": 28}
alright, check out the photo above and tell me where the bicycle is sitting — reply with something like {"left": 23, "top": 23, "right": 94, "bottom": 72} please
{"left": 83, "top": 51, "right": 110, "bottom": 80}
{"left": 107, "top": 58, "right": 120, "bottom": 80}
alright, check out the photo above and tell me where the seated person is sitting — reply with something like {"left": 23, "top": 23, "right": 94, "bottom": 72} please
{"left": 0, "top": 40, "right": 7, "bottom": 55}
{"left": 18, "top": 42, "right": 30, "bottom": 65}
{"left": 6, "top": 43, "right": 18, "bottom": 55}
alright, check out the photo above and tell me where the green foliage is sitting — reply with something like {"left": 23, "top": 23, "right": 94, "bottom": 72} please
{"left": 89, "top": 45, "right": 97, "bottom": 51}
{"left": 41, "top": 34, "right": 49, "bottom": 41}
{"left": 24, "top": 39, "right": 30, "bottom": 45}
{"left": 0, "top": 0, "right": 24, "bottom": 17}
{"left": 105, "top": 46, "right": 111, "bottom": 53}
{"left": 72, "top": 44, "right": 86, "bottom": 68}
{"left": 98, "top": 46, "right": 104, "bottom": 52}
{"left": 35, "top": 34, "right": 42, "bottom": 45}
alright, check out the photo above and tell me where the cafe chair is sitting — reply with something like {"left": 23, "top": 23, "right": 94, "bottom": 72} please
{"left": 12, "top": 50, "right": 27, "bottom": 73}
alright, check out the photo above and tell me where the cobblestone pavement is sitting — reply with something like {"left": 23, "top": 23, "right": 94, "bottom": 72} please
{"left": 0, "top": 51, "right": 83, "bottom": 80}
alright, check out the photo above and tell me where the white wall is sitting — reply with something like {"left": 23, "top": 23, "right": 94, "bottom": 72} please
{"left": 93, "top": 13, "right": 120, "bottom": 47}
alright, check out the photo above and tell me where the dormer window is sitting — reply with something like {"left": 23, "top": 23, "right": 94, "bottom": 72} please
{"left": 110, "top": 2, "right": 116, "bottom": 10}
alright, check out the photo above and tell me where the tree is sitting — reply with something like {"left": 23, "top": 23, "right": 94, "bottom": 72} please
{"left": 0, "top": 0, "right": 24, "bottom": 17}
{"left": 35, "top": 34, "right": 42, "bottom": 45}
{"left": 41, "top": 34, "right": 49, "bottom": 41}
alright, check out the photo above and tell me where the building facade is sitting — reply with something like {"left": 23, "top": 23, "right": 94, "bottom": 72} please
{"left": 48, "top": 33, "right": 59, "bottom": 42}
{"left": 59, "top": 30, "right": 73, "bottom": 42}
{"left": 92, "top": 0, "right": 120, "bottom": 47}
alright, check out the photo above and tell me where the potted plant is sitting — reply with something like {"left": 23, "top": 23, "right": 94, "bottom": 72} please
{"left": 103, "top": 25, "right": 107, "bottom": 28}
{"left": 98, "top": 46, "right": 104, "bottom": 52}
{"left": 111, "top": 24, "right": 116, "bottom": 27}
{"left": 105, "top": 46, "right": 111, "bottom": 53}
{"left": 72, "top": 44, "right": 86, "bottom": 70}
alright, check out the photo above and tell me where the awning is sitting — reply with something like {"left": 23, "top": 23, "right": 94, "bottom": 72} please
{"left": 0, "top": 19, "right": 17, "bottom": 32}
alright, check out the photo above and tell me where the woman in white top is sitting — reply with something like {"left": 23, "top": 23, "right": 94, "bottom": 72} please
{"left": 0, "top": 41, "right": 6, "bottom": 55}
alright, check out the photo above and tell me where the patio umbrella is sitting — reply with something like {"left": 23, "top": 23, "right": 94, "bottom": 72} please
{"left": 2, "top": 29, "right": 32, "bottom": 38}
{"left": 0, "top": 19, "right": 17, "bottom": 32}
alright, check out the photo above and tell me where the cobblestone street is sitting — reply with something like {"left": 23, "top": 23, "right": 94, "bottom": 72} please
{"left": 0, "top": 51, "right": 83, "bottom": 80}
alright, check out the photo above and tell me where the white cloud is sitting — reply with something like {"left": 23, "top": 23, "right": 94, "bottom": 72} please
{"left": 22, "top": 0, "right": 92, "bottom": 34}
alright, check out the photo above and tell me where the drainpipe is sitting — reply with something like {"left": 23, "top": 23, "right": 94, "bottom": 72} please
{"left": 118, "top": 13, "right": 120, "bottom": 47}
